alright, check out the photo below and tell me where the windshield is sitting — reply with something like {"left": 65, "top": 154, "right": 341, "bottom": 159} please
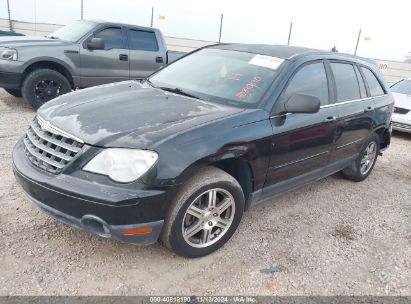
{"left": 391, "top": 79, "right": 411, "bottom": 95}
{"left": 149, "top": 48, "right": 283, "bottom": 107}
{"left": 46, "top": 21, "right": 96, "bottom": 42}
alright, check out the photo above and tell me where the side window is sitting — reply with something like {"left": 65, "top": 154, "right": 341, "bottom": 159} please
{"left": 282, "top": 62, "right": 329, "bottom": 106}
{"left": 361, "top": 67, "right": 385, "bottom": 96}
{"left": 330, "top": 62, "right": 361, "bottom": 102}
{"left": 128, "top": 29, "right": 159, "bottom": 51}
{"left": 354, "top": 65, "right": 367, "bottom": 98}
{"left": 94, "top": 27, "right": 124, "bottom": 50}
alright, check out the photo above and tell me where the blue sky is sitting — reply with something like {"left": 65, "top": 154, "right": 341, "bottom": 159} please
{"left": 2, "top": 0, "right": 410, "bottom": 61}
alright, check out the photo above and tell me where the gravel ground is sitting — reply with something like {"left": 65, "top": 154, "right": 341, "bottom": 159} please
{"left": 0, "top": 89, "right": 410, "bottom": 296}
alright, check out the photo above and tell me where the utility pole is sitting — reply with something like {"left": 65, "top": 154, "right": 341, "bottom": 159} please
{"left": 150, "top": 7, "right": 154, "bottom": 27}
{"left": 218, "top": 14, "right": 224, "bottom": 43}
{"left": 81, "top": 0, "right": 84, "bottom": 20}
{"left": 7, "top": 0, "right": 12, "bottom": 31}
{"left": 354, "top": 28, "right": 361, "bottom": 55}
{"left": 287, "top": 22, "right": 293, "bottom": 46}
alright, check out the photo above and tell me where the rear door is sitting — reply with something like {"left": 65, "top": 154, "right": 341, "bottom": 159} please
{"left": 265, "top": 60, "right": 339, "bottom": 189}
{"left": 328, "top": 61, "right": 376, "bottom": 163}
{"left": 80, "top": 26, "right": 130, "bottom": 87}
{"left": 126, "top": 28, "right": 165, "bottom": 79}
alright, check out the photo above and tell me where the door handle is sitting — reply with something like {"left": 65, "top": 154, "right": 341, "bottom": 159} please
{"left": 364, "top": 106, "right": 374, "bottom": 112}
{"left": 156, "top": 56, "right": 164, "bottom": 63}
{"left": 119, "top": 54, "right": 128, "bottom": 61}
{"left": 323, "top": 116, "right": 337, "bottom": 122}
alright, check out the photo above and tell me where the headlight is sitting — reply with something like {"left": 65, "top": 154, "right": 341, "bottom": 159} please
{"left": 0, "top": 47, "right": 18, "bottom": 61}
{"left": 83, "top": 148, "right": 158, "bottom": 183}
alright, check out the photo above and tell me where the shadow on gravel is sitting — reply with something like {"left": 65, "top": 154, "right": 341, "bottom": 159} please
{"left": 392, "top": 130, "right": 411, "bottom": 141}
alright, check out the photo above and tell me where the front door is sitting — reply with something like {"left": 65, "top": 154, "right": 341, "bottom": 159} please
{"left": 265, "top": 61, "right": 338, "bottom": 192}
{"left": 80, "top": 26, "right": 130, "bottom": 87}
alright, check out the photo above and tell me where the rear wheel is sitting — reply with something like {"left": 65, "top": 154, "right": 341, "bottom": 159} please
{"left": 341, "top": 133, "right": 380, "bottom": 182}
{"left": 160, "top": 167, "right": 244, "bottom": 258}
{"left": 22, "top": 69, "right": 71, "bottom": 109}
{"left": 5, "top": 89, "right": 22, "bottom": 97}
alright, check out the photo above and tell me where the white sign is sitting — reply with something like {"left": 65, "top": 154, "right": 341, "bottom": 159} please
{"left": 249, "top": 54, "right": 284, "bottom": 70}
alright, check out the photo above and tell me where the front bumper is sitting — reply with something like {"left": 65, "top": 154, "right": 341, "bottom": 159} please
{"left": 0, "top": 60, "right": 23, "bottom": 89}
{"left": 12, "top": 139, "right": 167, "bottom": 245}
{"left": 392, "top": 114, "right": 411, "bottom": 134}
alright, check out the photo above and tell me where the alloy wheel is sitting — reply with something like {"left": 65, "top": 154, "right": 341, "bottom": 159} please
{"left": 34, "top": 80, "right": 61, "bottom": 103}
{"left": 182, "top": 188, "right": 235, "bottom": 248}
{"left": 360, "top": 141, "right": 377, "bottom": 175}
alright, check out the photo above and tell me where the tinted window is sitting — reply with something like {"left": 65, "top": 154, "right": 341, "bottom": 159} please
{"left": 390, "top": 79, "right": 411, "bottom": 95}
{"left": 361, "top": 67, "right": 385, "bottom": 96}
{"left": 354, "top": 65, "right": 367, "bottom": 98}
{"left": 95, "top": 27, "right": 124, "bottom": 50}
{"left": 128, "top": 30, "right": 159, "bottom": 51}
{"left": 282, "top": 62, "right": 329, "bottom": 105}
{"left": 331, "top": 63, "right": 361, "bottom": 102}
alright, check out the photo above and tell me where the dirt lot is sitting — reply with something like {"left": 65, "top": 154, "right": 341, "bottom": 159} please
{"left": 0, "top": 89, "right": 410, "bottom": 296}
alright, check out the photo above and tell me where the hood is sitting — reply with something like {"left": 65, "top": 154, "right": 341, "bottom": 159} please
{"left": 392, "top": 92, "right": 411, "bottom": 110}
{"left": 38, "top": 81, "right": 244, "bottom": 148}
{"left": 0, "top": 36, "right": 73, "bottom": 48}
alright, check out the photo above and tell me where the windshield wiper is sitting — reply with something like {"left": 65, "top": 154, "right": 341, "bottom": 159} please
{"left": 46, "top": 35, "right": 59, "bottom": 39}
{"left": 160, "top": 86, "right": 201, "bottom": 100}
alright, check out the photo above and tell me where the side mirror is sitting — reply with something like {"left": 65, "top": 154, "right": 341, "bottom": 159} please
{"left": 282, "top": 94, "right": 321, "bottom": 114}
{"left": 87, "top": 37, "right": 105, "bottom": 50}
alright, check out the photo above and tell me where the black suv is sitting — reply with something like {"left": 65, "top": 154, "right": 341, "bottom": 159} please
{"left": 13, "top": 44, "right": 393, "bottom": 257}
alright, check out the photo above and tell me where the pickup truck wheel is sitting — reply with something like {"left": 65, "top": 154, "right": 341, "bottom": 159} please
{"left": 160, "top": 167, "right": 244, "bottom": 258}
{"left": 341, "top": 133, "right": 380, "bottom": 182}
{"left": 5, "top": 89, "right": 22, "bottom": 97}
{"left": 22, "top": 69, "right": 71, "bottom": 109}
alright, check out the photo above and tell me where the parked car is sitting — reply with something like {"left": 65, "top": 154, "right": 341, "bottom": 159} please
{"left": 0, "top": 20, "right": 184, "bottom": 109}
{"left": 390, "top": 78, "right": 411, "bottom": 133}
{"left": 0, "top": 30, "right": 24, "bottom": 36}
{"left": 13, "top": 44, "right": 393, "bottom": 257}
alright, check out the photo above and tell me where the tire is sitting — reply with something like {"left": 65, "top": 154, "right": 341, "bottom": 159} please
{"left": 160, "top": 166, "right": 245, "bottom": 258}
{"left": 5, "top": 89, "right": 22, "bottom": 97}
{"left": 22, "top": 69, "right": 71, "bottom": 110}
{"left": 341, "top": 133, "right": 380, "bottom": 182}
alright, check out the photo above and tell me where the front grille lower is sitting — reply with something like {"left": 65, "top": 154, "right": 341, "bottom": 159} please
{"left": 394, "top": 107, "right": 410, "bottom": 115}
{"left": 24, "top": 116, "right": 84, "bottom": 174}
{"left": 391, "top": 121, "right": 411, "bottom": 131}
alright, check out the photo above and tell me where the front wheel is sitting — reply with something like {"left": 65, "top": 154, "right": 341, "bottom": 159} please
{"left": 341, "top": 133, "right": 380, "bottom": 182}
{"left": 160, "top": 167, "right": 244, "bottom": 258}
{"left": 22, "top": 69, "right": 71, "bottom": 110}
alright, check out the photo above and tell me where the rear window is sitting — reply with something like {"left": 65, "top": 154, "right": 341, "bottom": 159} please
{"left": 331, "top": 63, "right": 361, "bottom": 102}
{"left": 128, "top": 29, "right": 159, "bottom": 52}
{"left": 361, "top": 67, "right": 385, "bottom": 96}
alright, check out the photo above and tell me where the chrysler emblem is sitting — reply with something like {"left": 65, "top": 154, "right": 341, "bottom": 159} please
{"left": 39, "top": 119, "right": 52, "bottom": 132}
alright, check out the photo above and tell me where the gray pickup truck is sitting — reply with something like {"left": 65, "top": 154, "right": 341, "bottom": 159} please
{"left": 0, "top": 20, "right": 184, "bottom": 109}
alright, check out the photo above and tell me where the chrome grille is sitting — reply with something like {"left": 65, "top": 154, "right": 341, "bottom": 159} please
{"left": 24, "top": 116, "right": 84, "bottom": 174}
